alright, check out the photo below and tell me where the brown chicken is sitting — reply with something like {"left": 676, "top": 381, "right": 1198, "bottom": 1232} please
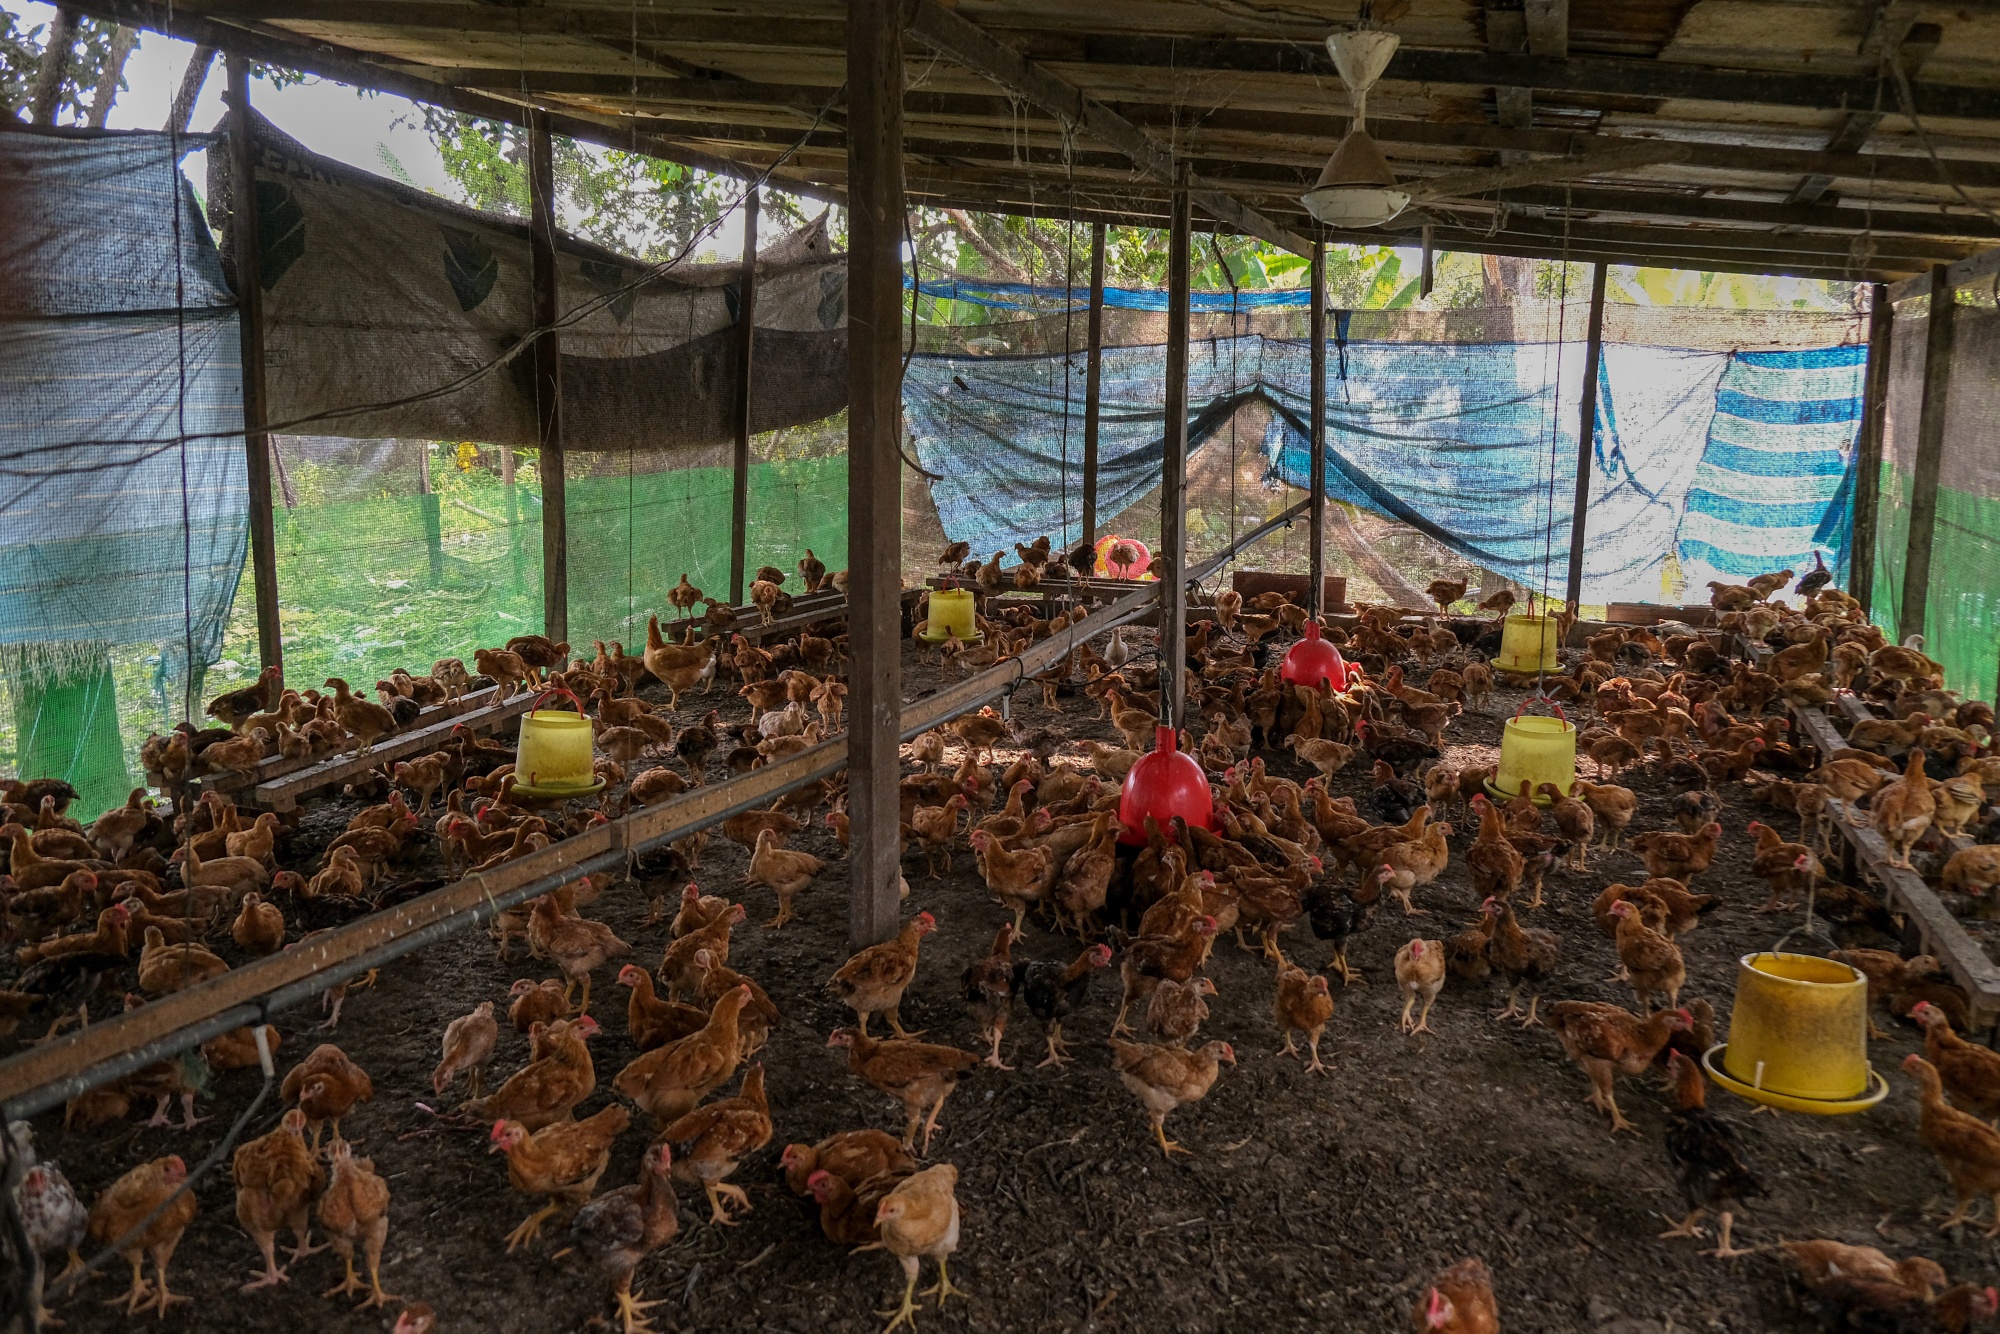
{"left": 961, "top": 925, "right": 1018, "bottom": 1070}
{"left": 614, "top": 985, "right": 750, "bottom": 1126}
{"left": 967, "top": 830, "right": 1055, "bottom": 939}
{"left": 1414, "top": 1257, "right": 1500, "bottom": 1334}
{"left": 1913, "top": 1002, "right": 2000, "bottom": 1123}
{"left": 653, "top": 894, "right": 740, "bottom": 995}
{"left": 1547, "top": 1002, "right": 1692, "bottom": 1134}
{"left": 1464, "top": 797, "right": 1524, "bottom": 903}
{"left": 1628, "top": 821, "right": 1723, "bottom": 882}
{"left": 829, "top": 1026, "right": 980, "bottom": 1154}
{"left": 280, "top": 1043, "right": 375, "bottom": 1150}
{"left": 1112, "top": 915, "right": 1219, "bottom": 1036}
{"left": 1609, "top": 899, "right": 1686, "bottom": 1013}
{"left": 657, "top": 1063, "right": 772, "bottom": 1225}
{"left": 467, "top": 1015, "right": 598, "bottom": 1131}
{"left": 781, "top": 1129, "right": 915, "bottom": 1197}
{"left": 509, "top": 977, "right": 571, "bottom": 1033}
{"left": 1145, "top": 975, "right": 1216, "bottom": 1048}
{"left": 325, "top": 677, "right": 397, "bottom": 753}
{"left": 431, "top": 1000, "right": 500, "bottom": 1101}
{"left": 231, "top": 1108, "right": 326, "bottom": 1291}
{"left": 910, "top": 793, "right": 968, "bottom": 877}
{"left": 1779, "top": 1238, "right": 1948, "bottom": 1301}
{"left": 136, "top": 927, "right": 229, "bottom": 996}
{"left": 1106, "top": 1037, "right": 1236, "bottom": 1157}
{"left": 1905, "top": 1053, "right": 2000, "bottom": 1236}
{"left": 1536, "top": 782, "right": 1595, "bottom": 869}
{"left": 829, "top": 911, "right": 936, "bottom": 1038}
{"left": 1747, "top": 821, "right": 1821, "bottom": 914}
{"left": 317, "top": 1138, "right": 397, "bottom": 1308}
{"left": 229, "top": 891, "right": 287, "bottom": 957}
{"left": 748, "top": 828, "right": 824, "bottom": 929}
{"left": 528, "top": 890, "right": 632, "bottom": 1014}
{"left": 874, "top": 1164, "right": 965, "bottom": 1333}
{"left": 489, "top": 1104, "right": 632, "bottom": 1251}
{"left": 1569, "top": 778, "right": 1637, "bottom": 852}
{"left": 90, "top": 1154, "right": 200, "bottom": 1315}
{"left": 1871, "top": 748, "right": 1938, "bottom": 868}
{"left": 1269, "top": 948, "right": 1335, "bottom": 1071}
{"left": 805, "top": 1166, "right": 907, "bottom": 1248}
{"left": 618, "top": 965, "right": 710, "bottom": 1051}
{"left": 1484, "top": 898, "right": 1559, "bottom": 1026}
{"left": 1396, "top": 937, "right": 1446, "bottom": 1036}
{"left": 566, "top": 1140, "right": 679, "bottom": 1334}
{"left": 692, "top": 949, "right": 781, "bottom": 1058}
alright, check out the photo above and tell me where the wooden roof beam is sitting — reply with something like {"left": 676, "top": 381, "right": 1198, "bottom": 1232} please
{"left": 902, "top": 0, "right": 1311, "bottom": 255}
{"left": 1789, "top": 19, "right": 1941, "bottom": 205}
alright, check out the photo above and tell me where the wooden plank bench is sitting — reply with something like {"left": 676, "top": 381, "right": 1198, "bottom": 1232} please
{"left": 250, "top": 689, "right": 539, "bottom": 812}
{"left": 1824, "top": 795, "right": 2000, "bottom": 1029}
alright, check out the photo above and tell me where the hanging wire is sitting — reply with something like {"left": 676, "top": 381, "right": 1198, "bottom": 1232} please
{"left": 1061, "top": 214, "right": 1074, "bottom": 554}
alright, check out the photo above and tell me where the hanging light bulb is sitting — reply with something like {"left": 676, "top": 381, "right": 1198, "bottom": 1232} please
{"left": 1301, "top": 29, "right": 1411, "bottom": 229}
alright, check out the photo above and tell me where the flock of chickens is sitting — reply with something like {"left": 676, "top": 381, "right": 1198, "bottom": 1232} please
{"left": 6, "top": 543, "right": 2000, "bottom": 1332}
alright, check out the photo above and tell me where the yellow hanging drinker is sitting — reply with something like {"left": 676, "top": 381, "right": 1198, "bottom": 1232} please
{"left": 512, "top": 687, "right": 605, "bottom": 800}
{"left": 1486, "top": 698, "right": 1576, "bottom": 807}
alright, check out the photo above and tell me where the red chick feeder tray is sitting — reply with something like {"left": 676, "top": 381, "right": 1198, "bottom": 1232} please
{"left": 1280, "top": 621, "right": 1348, "bottom": 691}
{"left": 1117, "top": 725, "right": 1216, "bottom": 847}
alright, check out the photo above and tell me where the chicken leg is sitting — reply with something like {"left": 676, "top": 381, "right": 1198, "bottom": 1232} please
{"left": 148, "top": 1246, "right": 190, "bottom": 1316}
{"left": 1149, "top": 1114, "right": 1190, "bottom": 1158}
{"left": 615, "top": 1277, "right": 666, "bottom": 1334}
{"left": 920, "top": 1256, "right": 968, "bottom": 1308}
{"left": 980, "top": 1023, "right": 1013, "bottom": 1071}
{"left": 1658, "top": 1207, "right": 1708, "bottom": 1241}
{"left": 1327, "top": 950, "right": 1365, "bottom": 986}
{"left": 1036, "top": 1024, "right": 1072, "bottom": 1069}
{"left": 1303, "top": 1030, "right": 1330, "bottom": 1074}
{"left": 702, "top": 1181, "right": 752, "bottom": 1226}
{"left": 242, "top": 1228, "right": 292, "bottom": 1291}
{"left": 879, "top": 1256, "right": 924, "bottom": 1334}
{"left": 503, "top": 1202, "right": 562, "bottom": 1252}
{"left": 918, "top": 1088, "right": 954, "bottom": 1156}
{"left": 1703, "top": 1210, "right": 1754, "bottom": 1259}
{"left": 107, "top": 1256, "right": 154, "bottom": 1316}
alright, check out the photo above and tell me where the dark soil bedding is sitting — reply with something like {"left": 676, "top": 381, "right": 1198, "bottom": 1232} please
{"left": 11, "top": 630, "right": 1989, "bottom": 1334}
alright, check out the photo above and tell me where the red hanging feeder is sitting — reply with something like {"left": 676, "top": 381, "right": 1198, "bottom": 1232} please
{"left": 1117, "top": 725, "right": 1215, "bottom": 846}
{"left": 1280, "top": 620, "right": 1348, "bottom": 691}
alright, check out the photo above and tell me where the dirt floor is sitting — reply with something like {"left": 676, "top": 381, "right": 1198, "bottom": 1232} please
{"left": 11, "top": 624, "right": 1996, "bottom": 1334}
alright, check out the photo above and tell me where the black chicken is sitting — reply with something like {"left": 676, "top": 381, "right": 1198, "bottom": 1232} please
{"left": 675, "top": 710, "right": 721, "bottom": 781}
{"left": 1356, "top": 720, "right": 1439, "bottom": 777}
{"left": 1066, "top": 542, "right": 1096, "bottom": 581}
{"left": 1660, "top": 1049, "right": 1764, "bottom": 1259}
{"left": 1368, "top": 760, "right": 1421, "bottom": 825}
{"left": 1794, "top": 549, "right": 1832, "bottom": 598}
{"left": 962, "top": 926, "right": 1018, "bottom": 1070}
{"left": 1304, "top": 877, "right": 1375, "bottom": 985}
{"left": 1013, "top": 944, "right": 1112, "bottom": 1069}
{"left": 1669, "top": 790, "right": 1721, "bottom": 835}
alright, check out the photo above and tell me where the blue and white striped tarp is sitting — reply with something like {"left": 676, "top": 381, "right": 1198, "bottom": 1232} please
{"left": 1676, "top": 346, "right": 1866, "bottom": 589}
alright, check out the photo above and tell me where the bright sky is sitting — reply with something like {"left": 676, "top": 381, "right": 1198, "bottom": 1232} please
{"left": 8, "top": 0, "right": 752, "bottom": 259}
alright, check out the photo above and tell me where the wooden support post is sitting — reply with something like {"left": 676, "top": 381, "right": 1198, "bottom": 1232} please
{"left": 729, "top": 187, "right": 760, "bottom": 605}
{"left": 1159, "top": 169, "right": 1192, "bottom": 731}
{"left": 417, "top": 441, "right": 444, "bottom": 585}
{"left": 1308, "top": 241, "right": 1327, "bottom": 617}
{"left": 1850, "top": 283, "right": 1893, "bottom": 611}
{"left": 1081, "top": 221, "right": 1106, "bottom": 549}
{"left": 845, "top": 0, "right": 906, "bottom": 949}
{"left": 226, "top": 56, "right": 283, "bottom": 678}
{"left": 527, "top": 111, "right": 567, "bottom": 645}
{"left": 1563, "top": 261, "right": 1608, "bottom": 615}
{"left": 1900, "top": 266, "right": 1956, "bottom": 647}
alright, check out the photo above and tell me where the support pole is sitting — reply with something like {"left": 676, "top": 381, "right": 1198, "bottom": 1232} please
{"left": 845, "top": 0, "right": 905, "bottom": 949}
{"left": 1562, "top": 261, "right": 1608, "bottom": 616}
{"left": 729, "top": 187, "right": 760, "bottom": 604}
{"left": 1308, "top": 240, "right": 1327, "bottom": 617}
{"left": 1159, "top": 169, "right": 1192, "bottom": 732}
{"left": 1900, "top": 266, "right": 1956, "bottom": 647}
{"left": 1850, "top": 283, "right": 1893, "bottom": 610}
{"left": 527, "top": 110, "right": 567, "bottom": 645}
{"left": 1081, "top": 221, "right": 1106, "bottom": 549}
{"left": 226, "top": 56, "right": 282, "bottom": 677}
{"left": 417, "top": 441, "right": 444, "bottom": 585}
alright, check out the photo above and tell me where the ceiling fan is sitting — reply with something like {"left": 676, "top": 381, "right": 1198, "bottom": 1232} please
{"left": 1301, "top": 25, "right": 1692, "bottom": 229}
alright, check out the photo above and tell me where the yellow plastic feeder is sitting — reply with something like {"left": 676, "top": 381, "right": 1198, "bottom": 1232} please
{"left": 1701, "top": 952, "right": 1887, "bottom": 1115}
{"left": 512, "top": 688, "right": 605, "bottom": 801}
{"left": 919, "top": 587, "right": 981, "bottom": 644}
{"left": 1484, "top": 701, "right": 1576, "bottom": 806}
{"left": 1495, "top": 612, "right": 1560, "bottom": 674}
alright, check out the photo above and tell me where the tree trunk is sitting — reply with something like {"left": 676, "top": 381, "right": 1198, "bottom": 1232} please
{"left": 28, "top": 7, "right": 80, "bottom": 125}
{"left": 167, "top": 45, "right": 217, "bottom": 134}
{"left": 84, "top": 23, "right": 136, "bottom": 127}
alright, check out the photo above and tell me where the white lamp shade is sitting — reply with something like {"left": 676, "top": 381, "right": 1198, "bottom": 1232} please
{"left": 1301, "top": 185, "right": 1412, "bottom": 228}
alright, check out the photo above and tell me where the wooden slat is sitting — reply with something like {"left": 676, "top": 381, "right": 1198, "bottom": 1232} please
{"left": 1899, "top": 264, "right": 1957, "bottom": 645}
{"left": 1158, "top": 168, "right": 1191, "bottom": 729}
{"left": 1563, "top": 261, "right": 1607, "bottom": 612}
{"left": 251, "top": 690, "right": 538, "bottom": 811}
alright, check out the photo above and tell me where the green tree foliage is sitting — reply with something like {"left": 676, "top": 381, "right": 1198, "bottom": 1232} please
{"left": 1, "top": 10, "right": 119, "bottom": 122}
